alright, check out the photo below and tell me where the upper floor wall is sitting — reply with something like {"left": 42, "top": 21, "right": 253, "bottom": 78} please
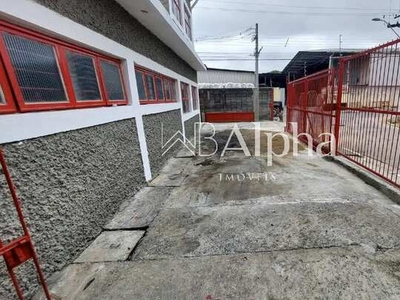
{"left": 32, "top": 0, "right": 203, "bottom": 81}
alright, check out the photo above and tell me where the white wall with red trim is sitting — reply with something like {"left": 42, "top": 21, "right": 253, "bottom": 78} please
{"left": 0, "top": 0, "right": 201, "bottom": 181}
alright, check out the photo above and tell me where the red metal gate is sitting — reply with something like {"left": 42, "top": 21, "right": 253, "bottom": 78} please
{"left": 0, "top": 149, "right": 51, "bottom": 299}
{"left": 287, "top": 38, "right": 400, "bottom": 188}
{"left": 287, "top": 68, "right": 337, "bottom": 150}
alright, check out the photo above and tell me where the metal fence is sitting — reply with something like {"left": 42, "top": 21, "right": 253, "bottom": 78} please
{"left": 287, "top": 69, "right": 336, "bottom": 149}
{"left": 287, "top": 39, "right": 400, "bottom": 188}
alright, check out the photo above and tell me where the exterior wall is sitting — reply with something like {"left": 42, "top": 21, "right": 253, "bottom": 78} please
{"left": 200, "top": 88, "right": 254, "bottom": 112}
{"left": 32, "top": 0, "right": 197, "bottom": 82}
{"left": 184, "top": 114, "right": 200, "bottom": 141}
{"left": 260, "top": 88, "right": 273, "bottom": 121}
{"left": 198, "top": 70, "right": 255, "bottom": 84}
{"left": 0, "top": 119, "right": 145, "bottom": 299}
{"left": 0, "top": 1, "right": 202, "bottom": 298}
{"left": 143, "top": 110, "right": 183, "bottom": 177}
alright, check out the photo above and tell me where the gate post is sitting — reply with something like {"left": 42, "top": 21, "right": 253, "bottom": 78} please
{"left": 334, "top": 59, "right": 345, "bottom": 155}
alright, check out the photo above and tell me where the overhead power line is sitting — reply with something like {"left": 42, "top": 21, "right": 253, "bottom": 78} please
{"left": 198, "top": 0, "right": 393, "bottom": 12}
{"left": 196, "top": 7, "right": 391, "bottom": 16}
{"left": 201, "top": 58, "right": 293, "bottom": 61}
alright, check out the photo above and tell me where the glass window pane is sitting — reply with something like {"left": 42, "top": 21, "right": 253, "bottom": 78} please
{"left": 155, "top": 77, "right": 164, "bottom": 100}
{"left": 66, "top": 51, "right": 101, "bottom": 101}
{"left": 171, "top": 82, "right": 177, "bottom": 100}
{"left": 0, "top": 84, "right": 5, "bottom": 104}
{"left": 146, "top": 74, "right": 156, "bottom": 100}
{"left": 3, "top": 33, "right": 67, "bottom": 103}
{"left": 164, "top": 80, "right": 171, "bottom": 100}
{"left": 192, "top": 86, "right": 198, "bottom": 110}
{"left": 183, "top": 99, "right": 190, "bottom": 113}
{"left": 101, "top": 61, "right": 124, "bottom": 100}
{"left": 135, "top": 70, "right": 146, "bottom": 100}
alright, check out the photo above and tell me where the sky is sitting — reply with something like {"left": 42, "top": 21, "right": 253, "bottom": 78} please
{"left": 192, "top": 0, "right": 400, "bottom": 73}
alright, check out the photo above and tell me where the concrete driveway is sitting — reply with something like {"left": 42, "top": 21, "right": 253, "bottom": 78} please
{"left": 36, "top": 122, "right": 400, "bottom": 300}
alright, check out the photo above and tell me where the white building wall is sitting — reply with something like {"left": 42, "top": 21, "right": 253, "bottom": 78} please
{"left": 0, "top": 0, "right": 201, "bottom": 181}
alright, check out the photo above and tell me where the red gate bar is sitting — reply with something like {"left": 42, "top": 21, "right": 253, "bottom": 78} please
{"left": 287, "top": 38, "right": 400, "bottom": 188}
{"left": 286, "top": 68, "right": 336, "bottom": 152}
{"left": 205, "top": 112, "right": 255, "bottom": 123}
{"left": 0, "top": 149, "right": 51, "bottom": 300}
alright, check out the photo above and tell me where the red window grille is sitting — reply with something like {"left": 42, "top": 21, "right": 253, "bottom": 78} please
{"left": 135, "top": 66, "right": 177, "bottom": 104}
{"left": 172, "top": 0, "right": 182, "bottom": 24}
{"left": 191, "top": 86, "right": 198, "bottom": 110}
{"left": 184, "top": 6, "right": 192, "bottom": 39}
{"left": 181, "top": 82, "right": 190, "bottom": 113}
{"left": 0, "top": 20, "right": 128, "bottom": 114}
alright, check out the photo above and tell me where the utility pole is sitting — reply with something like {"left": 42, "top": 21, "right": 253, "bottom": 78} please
{"left": 339, "top": 34, "right": 343, "bottom": 57}
{"left": 254, "top": 23, "right": 261, "bottom": 121}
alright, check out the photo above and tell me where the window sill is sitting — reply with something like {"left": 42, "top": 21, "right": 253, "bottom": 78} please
{"left": 140, "top": 101, "right": 177, "bottom": 105}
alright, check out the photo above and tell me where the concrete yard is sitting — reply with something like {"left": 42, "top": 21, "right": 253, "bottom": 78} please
{"left": 35, "top": 122, "right": 400, "bottom": 300}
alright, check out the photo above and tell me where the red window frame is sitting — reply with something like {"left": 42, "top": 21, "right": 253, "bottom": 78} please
{"left": 181, "top": 82, "right": 190, "bottom": 113}
{"left": 191, "top": 86, "right": 198, "bottom": 110}
{"left": 98, "top": 58, "right": 128, "bottom": 106}
{"left": 61, "top": 47, "right": 106, "bottom": 108}
{"left": 0, "top": 56, "right": 16, "bottom": 114}
{"left": 0, "top": 20, "right": 128, "bottom": 113}
{"left": 136, "top": 66, "right": 177, "bottom": 105}
{"left": 154, "top": 76, "right": 165, "bottom": 101}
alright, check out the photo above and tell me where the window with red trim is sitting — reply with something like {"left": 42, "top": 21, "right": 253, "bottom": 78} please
{"left": 99, "top": 60, "right": 126, "bottom": 104}
{"left": 172, "top": 0, "right": 182, "bottom": 23}
{"left": 181, "top": 82, "right": 190, "bottom": 113}
{"left": 191, "top": 86, "right": 198, "bottom": 110}
{"left": 65, "top": 49, "right": 103, "bottom": 104}
{"left": 135, "top": 66, "right": 177, "bottom": 104}
{"left": 0, "top": 21, "right": 128, "bottom": 114}
{"left": 184, "top": 6, "right": 192, "bottom": 40}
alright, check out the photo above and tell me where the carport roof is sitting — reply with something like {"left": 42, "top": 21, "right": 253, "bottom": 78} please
{"left": 282, "top": 49, "right": 362, "bottom": 76}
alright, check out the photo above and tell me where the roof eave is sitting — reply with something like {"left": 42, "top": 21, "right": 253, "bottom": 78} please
{"left": 115, "top": 0, "right": 206, "bottom": 72}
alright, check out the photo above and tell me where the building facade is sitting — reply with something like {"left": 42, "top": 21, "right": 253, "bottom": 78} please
{"left": 0, "top": 0, "right": 204, "bottom": 298}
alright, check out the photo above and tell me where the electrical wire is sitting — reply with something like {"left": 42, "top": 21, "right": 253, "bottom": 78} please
{"left": 196, "top": 6, "right": 390, "bottom": 16}
{"left": 198, "top": 0, "right": 392, "bottom": 12}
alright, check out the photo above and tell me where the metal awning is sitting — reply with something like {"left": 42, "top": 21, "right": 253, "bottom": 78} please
{"left": 283, "top": 49, "right": 362, "bottom": 77}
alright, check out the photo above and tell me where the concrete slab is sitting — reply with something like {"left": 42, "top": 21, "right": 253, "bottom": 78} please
{"left": 133, "top": 201, "right": 400, "bottom": 260}
{"left": 34, "top": 122, "right": 400, "bottom": 300}
{"left": 35, "top": 247, "right": 400, "bottom": 300}
{"left": 148, "top": 157, "right": 191, "bottom": 187}
{"left": 148, "top": 173, "right": 186, "bottom": 187}
{"left": 75, "top": 231, "right": 144, "bottom": 263}
{"left": 104, "top": 187, "right": 172, "bottom": 230}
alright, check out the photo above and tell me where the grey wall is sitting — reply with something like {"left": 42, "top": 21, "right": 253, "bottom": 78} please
{"left": 0, "top": 119, "right": 145, "bottom": 299}
{"left": 143, "top": 110, "right": 183, "bottom": 177}
{"left": 32, "top": 0, "right": 197, "bottom": 82}
{"left": 184, "top": 114, "right": 200, "bottom": 142}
